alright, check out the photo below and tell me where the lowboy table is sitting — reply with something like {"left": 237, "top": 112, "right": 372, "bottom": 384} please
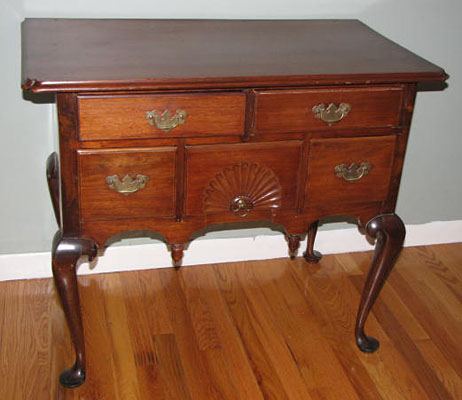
{"left": 21, "top": 19, "right": 447, "bottom": 387}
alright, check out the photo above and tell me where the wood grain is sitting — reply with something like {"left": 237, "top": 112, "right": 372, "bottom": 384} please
{"left": 78, "top": 147, "right": 177, "bottom": 221}
{"left": 78, "top": 93, "right": 246, "bottom": 141}
{"left": 1, "top": 243, "right": 461, "bottom": 399}
{"left": 305, "top": 135, "right": 396, "bottom": 205}
{"left": 21, "top": 19, "right": 447, "bottom": 93}
{"left": 254, "top": 86, "right": 403, "bottom": 133}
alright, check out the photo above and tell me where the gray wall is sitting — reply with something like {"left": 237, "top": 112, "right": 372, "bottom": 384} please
{"left": 1, "top": 0, "right": 461, "bottom": 255}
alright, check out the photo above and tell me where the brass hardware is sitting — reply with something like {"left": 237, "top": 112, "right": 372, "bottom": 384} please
{"left": 334, "top": 162, "right": 372, "bottom": 182}
{"left": 106, "top": 174, "right": 149, "bottom": 195}
{"left": 145, "top": 109, "right": 188, "bottom": 133}
{"left": 230, "top": 195, "right": 254, "bottom": 217}
{"left": 312, "top": 103, "right": 351, "bottom": 125}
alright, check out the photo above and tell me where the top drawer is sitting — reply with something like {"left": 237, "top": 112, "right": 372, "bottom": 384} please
{"left": 78, "top": 92, "right": 246, "bottom": 141}
{"left": 254, "top": 86, "right": 403, "bottom": 133}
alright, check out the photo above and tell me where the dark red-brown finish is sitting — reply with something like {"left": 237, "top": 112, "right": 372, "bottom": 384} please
{"left": 78, "top": 92, "right": 246, "bottom": 141}
{"left": 254, "top": 86, "right": 403, "bottom": 133}
{"left": 21, "top": 18, "right": 448, "bottom": 387}
{"left": 287, "top": 234, "right": 302, "bottom": 259}
{"left": 170, "top": 243, "right": 185, "bottom": 267}
{"left": 21, "top": 19, "right": 447, "bottom": 93}
{"left": 78, "top": 147, "right": 177, "bottom": 221}
{"left": 304, "top": 220, "right": 322, "bottom": 263}
{"left": 51, "top": 230, "right": 98, "bottom": 387}
{"left": 355, "top": 213, "right": 406, "bottom": 352}
{"left": 46, "top": 152, "right": 61, "bottom": 227}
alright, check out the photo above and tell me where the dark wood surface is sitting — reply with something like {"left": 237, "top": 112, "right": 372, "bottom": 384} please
{"left": 78, "top": 92, "right": 246, "bottom": 140}
{"left": 22, "top": 19, "right": 447, "bottom": 93}
{"left": 78, "top": 147, "right": 177, "bottom": 220}
{"left": 305, "top": 135, "right": 396, "bottom": 205}
{"left": 254, "top": 86, "right": 403, "bottom": 133}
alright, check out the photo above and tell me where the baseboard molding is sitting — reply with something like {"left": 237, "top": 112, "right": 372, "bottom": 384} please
{"left": 1, "top": 220, "right": 461, "bottom": 282}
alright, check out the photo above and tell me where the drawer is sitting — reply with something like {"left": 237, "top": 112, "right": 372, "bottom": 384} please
{"left": 305, "top": 136, "right": 396, "bottom": 205}
{"left": 185, "top": 141, "right": 303, "bottom": 216}
{"left": 78, "top": 147, "right": 176, "bottom": 220}
{"left": 254, "top": 86, "right": 403, "bottom": 133}
{"left": 78, "top": 92, "right": 246, "bottom": 141}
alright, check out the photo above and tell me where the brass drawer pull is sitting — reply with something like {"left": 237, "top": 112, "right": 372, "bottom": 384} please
{"left": 312, "top": 103, "right": 351, "bottom": 125}
{"left": 106, "top": 174, "right": 149, "bottom": 195}
{"left": 145, "top": 109, "right": 188, "bottom": 133}
{"left": 334, "top": 162, "right": 372, "bottom": 182}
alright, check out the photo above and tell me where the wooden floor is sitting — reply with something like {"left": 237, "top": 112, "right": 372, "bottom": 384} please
{"left": 0, "top": 243, "right": 461, "bottom": 399}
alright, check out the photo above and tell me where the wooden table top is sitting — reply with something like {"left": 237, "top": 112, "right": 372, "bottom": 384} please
{"left": 21, "top": 19, "right": 447, "bottom": 93}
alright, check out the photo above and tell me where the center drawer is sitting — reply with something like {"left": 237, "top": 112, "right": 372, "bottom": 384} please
{"left": 185, "top": 141, "right": 303, "bottom": 217}
{"left": 78, "top": 92, "right": 246, "bottom": 141}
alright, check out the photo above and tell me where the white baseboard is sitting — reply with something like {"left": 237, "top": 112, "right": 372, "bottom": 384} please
{"left": 1, "top": 220, "right": 461, "bottom": 282}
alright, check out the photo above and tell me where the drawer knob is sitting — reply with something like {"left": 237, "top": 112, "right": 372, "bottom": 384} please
{"left": 145, "top": 109, "right": 188, "bottom": 133}
{"left": 230, "top": 195, "right": 254, "bottom": 217}
{"left": 312, "top": 103, "right": 351, "bottom": 125}
{"left": 106, "top": 174, "right": 149, "bottom": 195}
{"left": 334, "top": 162, "right": 372, "bottom": 182}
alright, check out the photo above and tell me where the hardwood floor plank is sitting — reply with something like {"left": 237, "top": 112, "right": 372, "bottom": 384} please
{"left": 214, "top": 262, "right": 309, "bottom": 400}
{"left": 387, "top": 266, "right": 462, "bottom": 380}
{"left": 289, "top": 255, "right": 412, "bottom": 400}
{"left": 157, "top": 268, "right": 226, "bottom": 400}
{"left": 0, "top": 279, "right": 53, "bottom": 400}
{"left": 349, "top": 273, "right": 453, "bottom": 400}
{"left": 180, "top": 266, "right": 265, "bottom": 400}
{"left": 119, "top": 271, "right": 169, "bottom": 400}
{"left": 100, "top": 273, "right": 143, "bottom": 399}
{"left": 416, "top": 339, "right": 462, "bottom": 399}
{"left": 251, "top": 258, "right": 364, "bottom": 399}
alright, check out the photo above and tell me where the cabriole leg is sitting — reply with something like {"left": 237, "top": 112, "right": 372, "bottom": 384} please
{"left": 52, "top": 231, "right": 98, "bottom": 388}
{"left": 303, "top": 220, "right": 322, "bottom": 263}
{"left": 355, "top": 213, "right": 405, "bottom": 353}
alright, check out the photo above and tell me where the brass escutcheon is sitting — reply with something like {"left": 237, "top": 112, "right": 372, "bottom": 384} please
{"left": 145, "top": 109, "right": 188, "bottom": 133}
{"left": 230, "top": 195, "right": 254, "bottom": 217}
{"left": 312, "top": 102, "right": 351, "bottom": 125}
{"left": 334, "top": 162, "right": 372, "bottom": 182}
{"left": 106, "top": 174, "right": 149, "bottom": 195}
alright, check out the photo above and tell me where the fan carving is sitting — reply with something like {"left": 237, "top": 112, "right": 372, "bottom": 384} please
{"left": 204, "top": 162, "right": 282, "bottom": 217}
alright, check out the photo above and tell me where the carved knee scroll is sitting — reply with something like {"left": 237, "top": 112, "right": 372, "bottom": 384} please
{"left": 355, "top": 213, "right": 405, "bottom": 353}
{"left": 52, "top": 231, "right": 98, "bottom": 388}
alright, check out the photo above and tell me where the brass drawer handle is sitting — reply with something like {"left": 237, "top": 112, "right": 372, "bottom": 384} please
{"left": 334, "top": 162, "right": 372, "bottom": 182}
{"left": 106, "top": 174, "right": 149, "bottom": 195}
{"left": 312, "top": 103, "right": 351, "bottom": 125}
{"left": 145, "top": 109, "right": 188, "bottom": 133}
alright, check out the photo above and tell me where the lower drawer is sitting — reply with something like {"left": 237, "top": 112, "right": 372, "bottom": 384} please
{"left": 305, "top": 135, "right": 396, "bottom": 205}
{"left": 78, "top": 147, "right": 177, "bottom": 221}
